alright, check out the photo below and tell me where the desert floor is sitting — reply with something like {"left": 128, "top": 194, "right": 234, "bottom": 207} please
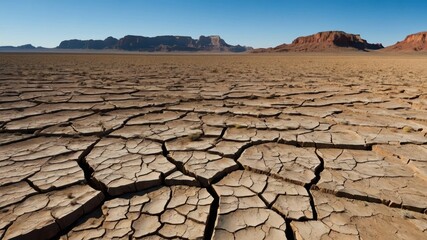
{"left": 0, "top": 53, "right": 427, "bottom": 239}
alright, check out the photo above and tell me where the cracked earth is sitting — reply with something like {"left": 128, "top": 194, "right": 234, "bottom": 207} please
{"left": 0, "top": 54, "right": 427, "bottom": 239}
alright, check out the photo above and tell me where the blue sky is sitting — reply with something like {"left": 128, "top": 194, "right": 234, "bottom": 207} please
{"left": 1, "top": 0, "right": 426, "bottom": 48}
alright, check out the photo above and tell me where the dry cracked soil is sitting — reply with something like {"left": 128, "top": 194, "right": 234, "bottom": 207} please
{"left": 0, "top": 53, "right": 427, "bottom": 240}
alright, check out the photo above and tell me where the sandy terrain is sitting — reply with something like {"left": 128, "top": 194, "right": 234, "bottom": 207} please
{"left": 0, "top": 53, "right": 426, "bottom": 239}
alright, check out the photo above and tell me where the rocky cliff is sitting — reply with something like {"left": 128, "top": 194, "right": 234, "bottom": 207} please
{"left": 0, "top": 44, "right": 36, "bottom": 50}
{"left": 383, "top": 32, "right": 427, "bottom": 52}
{"left": 57, "top": 35, "right": 250, "bottom": 52}
{"left": 254, "top": 31, "right": 383, "bottom": 52}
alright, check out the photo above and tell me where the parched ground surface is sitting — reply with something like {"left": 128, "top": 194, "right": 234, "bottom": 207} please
{"left": 0, "top": 53, "right": 427, "bottom": 240}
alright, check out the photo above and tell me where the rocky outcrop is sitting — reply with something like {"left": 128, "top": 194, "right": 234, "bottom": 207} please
{"left": 115, "top": 35, "right": 196, "bottom": 51}
{"left": 57, "top": 37, "right": 118, "bottom": 49}
{"left": 196, "top": 35, "right": 249, "bottom": 52}
{"left": 57, "top": 35, "right": 250, "bottom": 52}
{"left": 254, "top": 31, "right": 384, "bottom": 52}
{"left": 0, "top": 44, "right": 36, "bottom": 50}
{"left": 383, "top": 31, "right": 427, "bottom": 52}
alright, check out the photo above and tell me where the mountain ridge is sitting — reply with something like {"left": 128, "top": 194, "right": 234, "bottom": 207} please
{"left": 57, "top": 35, "right": 251, "bottom": 52}
{"left": 253, "top": 31, "right": 384, "bottom": 52}
{"left": 0, "top": 44, "right": 37, "bottom": 50}
{"left": 383, "top": 31, "right": 427, "bottom": 52}
{"left": 2, "top": 31, "right": 427, "bottom": 53}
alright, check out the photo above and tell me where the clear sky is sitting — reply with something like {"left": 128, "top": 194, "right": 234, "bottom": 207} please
{"left": 1, "top": 0, "right": 426, "bottom": 48}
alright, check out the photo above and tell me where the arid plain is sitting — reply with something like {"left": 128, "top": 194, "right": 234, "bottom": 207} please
{"left": 0, "top": 53, "right": 427, "bottom": 239}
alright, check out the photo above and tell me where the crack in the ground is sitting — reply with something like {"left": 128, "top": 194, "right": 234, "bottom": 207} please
{"left": 2, "top": 93, "right": 427, "bottom": 239}
{"left": 161, "top": 142, "right": 203, "bottom": 185}
{"left": 306, "top": 148, "right": 326, "bottom": 220}
{"left": 204, "top": 186, "right": 219, "bottom": 240}
{"left": 217, "top": 126, "right": 227, "bottom": 140}
{"left": 76, "top": 138, "right": 111, "bottom": 198}
{"left": 285, "top": 219, "right": 296, "bottom": 240}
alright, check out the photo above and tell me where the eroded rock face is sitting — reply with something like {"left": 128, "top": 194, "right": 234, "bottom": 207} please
{"left": 263, "top": 31, "right": 384, "bottom": 52}
{"left": 1, "top": 55, "right": 427, "bottom": 239}
{"left": 384, "top": 31, "right": 427, "bottom": 52}
{"left": 57, "top": 34, "right": 251, "bottom": 52}
{"left": 294, "top": 31, "right": 382, "bottom": 49}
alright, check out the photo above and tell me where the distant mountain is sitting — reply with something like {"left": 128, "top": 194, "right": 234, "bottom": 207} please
{"left": 0, "top": 44, "right": 36, "bottom": 50}
{"left": 57, "top": 37, "right": 118, "bottom": 50}
{"left": 57, "top": 35, "right": 251, "bottom": 52}
{"left": 383, "top": 31, "right": 427, "bottom": 52}
{"left": 253, "top": 31, "right": 384, "bottom": 52}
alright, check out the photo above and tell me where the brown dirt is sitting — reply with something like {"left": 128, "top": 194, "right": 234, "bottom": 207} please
{"left": 0, "top": 53, "right": 427, "bottom": 240}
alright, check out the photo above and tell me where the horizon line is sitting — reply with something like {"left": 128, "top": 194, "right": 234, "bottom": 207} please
{"left": 2, "top": 29, "right": 426, "bottom": 49}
